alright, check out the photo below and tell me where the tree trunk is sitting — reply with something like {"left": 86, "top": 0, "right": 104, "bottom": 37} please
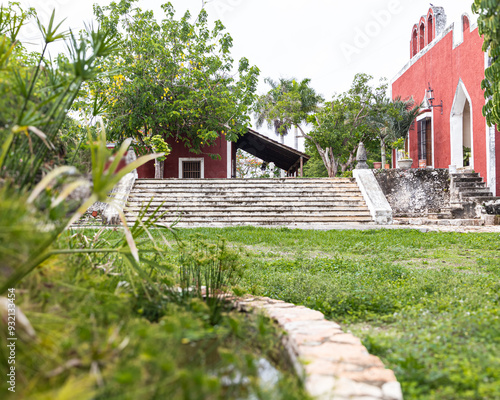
{"left": 381, "top": 137, "right": 386, "bottom": 166}
{"left": 155, "top": 159, "right": 164, "bottom": 179}
{"left": 301, "top": 130, "right": 338, "bottom": 177}
{"left": 322, "top": 147, "right": 338, "bottom": 177}
{"left": 340, "top": 151, "right": 356, "bottom": 173}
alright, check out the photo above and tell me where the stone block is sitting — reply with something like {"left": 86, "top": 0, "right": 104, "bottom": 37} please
{"left": 382, "top": 381, "right": 404, "bottom": 400}
{"left": 332, "top": 377, "right": 383, "bottom": 398}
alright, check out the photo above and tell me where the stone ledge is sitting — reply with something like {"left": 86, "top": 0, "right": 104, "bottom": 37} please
{"left": 353, "top": 169, "right": 393, "bottom": 225}
{"left": 235, "top": 296, "right": 403, "bottom": 400}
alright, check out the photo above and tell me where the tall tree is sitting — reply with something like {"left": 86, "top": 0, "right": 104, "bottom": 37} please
{"left": 81, "top": 0, "right": 259, "bottom": 157}
{"left": 303, "top": 74, "right": 386, "bottom": 177}
{"left": 253, "top": 77, "right": 322, "bottom": 144}
{"left": 472, "top": 0, "right": 500, "bottom": 125}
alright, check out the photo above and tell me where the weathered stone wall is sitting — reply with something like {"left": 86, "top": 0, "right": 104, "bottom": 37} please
{"left": 374, "top": 169, "right": 450, "bottom": 217}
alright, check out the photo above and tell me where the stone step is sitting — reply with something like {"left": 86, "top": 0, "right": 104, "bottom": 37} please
{"left": 126, "top": 215, "right": 374, "bottom": 223}
{"left": 128, "top": 194, "right": 365, "bottom": 201}
{"left": 127, "top": 201, "right": 366, "bottom": 210}
{"left": 454, "top": 181, "right": 486, "bottom": 188}
{"left": 136, "top": 178, "right": 355, "bottom": 184}
{"left": 460, "top": 190, "right": 493, "bottom": 197}
{"left": 131, "top": 188, "right": 361, "bottom": 195}
{"left": 128, "top": 196, "right": 366, "bottom": 207}
{"left": 451, "top": 172, "right": 480, "bottom": 178}
{"left": 427, "top": 212, "right": 453, "bottom": 220}
{"left": 394, "top": 218, "right": 484, "bottom": 226}
{"left": 134, "top": 181, "right": 358, "bottom": 187}
{"left": 126, "top": 209, "right": 371, "bottom": 217}
{"left": 468, "top": 196, "right": 500, "bottom": 204}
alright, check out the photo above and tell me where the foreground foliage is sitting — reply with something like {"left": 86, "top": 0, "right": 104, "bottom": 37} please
{"left": 148, "top": 227, "right": 500, "bottom": 400}
{"left": 1, "top": 230, "right": 309, "bottom": 399}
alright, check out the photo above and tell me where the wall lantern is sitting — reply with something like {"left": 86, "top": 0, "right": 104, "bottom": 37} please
{"left": 426, "top": 82, "right": 443, "bottom": 114}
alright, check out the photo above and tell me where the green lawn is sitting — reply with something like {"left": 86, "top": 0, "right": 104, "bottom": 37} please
{"left": 157, "top": 227, "right": 500, "bottom": 400}
{"left": 8, "top": 226, "right": 498, "bottom": 399}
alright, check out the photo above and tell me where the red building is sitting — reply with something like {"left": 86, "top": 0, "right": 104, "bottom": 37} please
{"left": 391, "top": 6, "right": 499, "bottom": 195}
{"left": 136, "top": 129, "right": 309, "bottom": 179}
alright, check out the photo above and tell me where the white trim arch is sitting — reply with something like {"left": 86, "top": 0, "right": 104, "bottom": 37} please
{"left": 450, "top": 79, "right": 474, "bottom": 168}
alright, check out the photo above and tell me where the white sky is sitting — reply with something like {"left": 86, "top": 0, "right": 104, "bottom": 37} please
{"left": 18, "top": 0, "right": 478, "bottom": 148}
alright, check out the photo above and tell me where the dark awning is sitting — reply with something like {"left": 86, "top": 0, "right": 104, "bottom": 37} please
{"left": 236, "top": 128, "right": 310, "bottom": 172}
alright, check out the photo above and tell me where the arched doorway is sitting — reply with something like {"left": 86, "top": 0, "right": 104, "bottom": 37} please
{"left": 450, "top": 80, "right": 473, "bottom": 168}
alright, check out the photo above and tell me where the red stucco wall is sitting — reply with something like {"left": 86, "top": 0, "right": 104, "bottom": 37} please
{"left": 392, "top": 18, "right": 498, "bottom": 192}
{"left": 137, "top": 135, "right": 229, "bottom": 179}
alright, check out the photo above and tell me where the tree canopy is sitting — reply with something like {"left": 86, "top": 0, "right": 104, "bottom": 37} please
{"left": 82, "top": 0, "right": 259, "bottom": 157}
{"left": 472, "top": 0, "right": 500, "bottom": 126}
{"left": 253, "top": 77, "right": 322, "bottom": 143}
{"left": 304, "top": 73, "right": 387, "bottom": 177}
{"left": 253, "top": 73, "right": 419, "bottom": 177}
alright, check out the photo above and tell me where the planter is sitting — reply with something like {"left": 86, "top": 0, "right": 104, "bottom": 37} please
{"left": 419, "top": 159, "right": 427, "bottom": 169}
{"left": 384, "top": 163, "right": 390, "bottom": 169}
{"left": 373, "top": 162, "right": 382, "bottom": 169}
{"left": 398, "top": 159, "right": 413, "bottom": 169}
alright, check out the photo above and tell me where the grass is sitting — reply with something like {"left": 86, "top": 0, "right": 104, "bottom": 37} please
{"left": 143, "top": 226, "right": 500, "bottom": 400}
{"left": 7, "top": 226, "right": 498, "bottom": 399}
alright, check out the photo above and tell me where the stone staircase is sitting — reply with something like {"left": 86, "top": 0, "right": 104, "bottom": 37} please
{"left": 394, "top": 171, "right": 500, "bottom": 226}
{"left": 124, "top": 178, "right": 373, "bottom": 226}
{"left": 451, "top": 172, "right": 498, "bottom": 203}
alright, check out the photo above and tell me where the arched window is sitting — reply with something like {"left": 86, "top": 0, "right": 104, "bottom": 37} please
{"left": 412, "top": 29, "right": 418, "bottom": 57}
{"left": 428, "top": 15, "right": 433, "bottom": 43}
{"left": 463, "top": 15, "right": 470, "bottom": 32}
{"left": 419, "top": 23, "right": 425, "bottom": 50}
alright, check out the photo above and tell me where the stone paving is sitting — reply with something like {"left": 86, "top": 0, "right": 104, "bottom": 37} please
{"left": 236, "top": 296, "right": 403, "bottom": 400}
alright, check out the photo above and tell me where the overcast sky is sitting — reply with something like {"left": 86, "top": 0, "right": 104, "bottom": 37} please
{"left": 18, "top": 0, "right": 478, "bottom": 147}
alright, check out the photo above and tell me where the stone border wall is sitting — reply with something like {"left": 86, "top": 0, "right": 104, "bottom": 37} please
{"left": 236, "top": 296, "right": 403, "bottom": 400}
{"left": 374, "top": 169, "right": 450, "bottom": 217}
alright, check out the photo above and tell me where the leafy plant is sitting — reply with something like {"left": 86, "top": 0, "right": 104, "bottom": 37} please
{"left": 463, "top": 146, "right": 471, "bottom": 166}
{"left": 0, "top": 123, "right": 165, "bottom": 295}
{"left": 400, "top": 151, "right": 411, "bottom": 160}
{"left": 170, "top": 236, "right": 244, "bottom": 325}
{"left": 143, "top": 134, "right": 171, "bottom": 162}
{"left": 0, "top": 5, "right": 121, "bottom": 189}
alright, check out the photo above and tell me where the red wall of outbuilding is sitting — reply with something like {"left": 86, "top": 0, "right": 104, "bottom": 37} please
{"left": 137, "top": 136, "right": 228, "bottom": 179}
{"left": 392, "top": 22, "right": 493, "bottom": 190}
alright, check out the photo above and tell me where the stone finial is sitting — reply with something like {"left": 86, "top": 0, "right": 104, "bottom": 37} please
{"left": 355, "top": 142, "right": 369, "bottom": 169}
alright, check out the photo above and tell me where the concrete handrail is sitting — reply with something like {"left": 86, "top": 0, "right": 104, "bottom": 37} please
{"left": 353, "top": 169, "right": 393, "bottom": 225}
